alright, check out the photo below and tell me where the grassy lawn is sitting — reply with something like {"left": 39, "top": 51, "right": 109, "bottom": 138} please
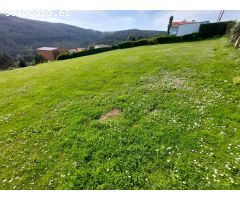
{"left": 0, "top": 37, "right": 240, "bottom": 189}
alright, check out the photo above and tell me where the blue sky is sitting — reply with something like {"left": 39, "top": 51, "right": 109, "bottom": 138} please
{"left": 22, "top": 10, "right": 240, "bottom": 31}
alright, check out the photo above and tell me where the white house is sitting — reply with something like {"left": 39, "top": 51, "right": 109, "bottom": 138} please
{"left": 170, "top": 20, "right": 209, "bottom": 36}
{"left": 68, "top": 48, "right": 86, "bottom": 54}
{"left": 94, "top": 44, "right": 112, "bottom": 49}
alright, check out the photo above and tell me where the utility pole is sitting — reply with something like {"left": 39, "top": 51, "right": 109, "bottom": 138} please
{"left": 167, "top": 16, "right": 174, "bottom": 35}
{"left": 217, "top": 10, "right": 224, "bottom": 22}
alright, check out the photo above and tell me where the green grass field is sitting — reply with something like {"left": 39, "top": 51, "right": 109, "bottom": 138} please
{"left": 0, "top": 37, "right": 240, "bottom": 189}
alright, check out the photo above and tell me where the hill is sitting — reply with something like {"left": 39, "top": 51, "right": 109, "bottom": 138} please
{"left": 0, "top": 15, "right": 165, "bottom": 57}
{"left": 0, "top": 38, "right": 240, "bottom": 189}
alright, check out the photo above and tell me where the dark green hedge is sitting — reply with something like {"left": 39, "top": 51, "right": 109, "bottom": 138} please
{"left": 117, "top": 33, "right": 201, "bottom": 49}
{"left": 199, "top": 21, "right": 234, "bottom": 38}
{"left": 57, "top": 46, "right": 117, "bottom": 60}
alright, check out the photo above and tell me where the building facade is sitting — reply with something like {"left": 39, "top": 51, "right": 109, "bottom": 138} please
{"left": 36, "top": 47, "right": 66, "bottom": 61}
{"left": 170, "top": 21, "right": 209, "bottom": 36}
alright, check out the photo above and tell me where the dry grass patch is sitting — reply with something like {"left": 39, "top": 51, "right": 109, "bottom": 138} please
{"left": 233, "top": 76, "right": 240, "bottom": 85}
{"left": 99, "top": 108, "right": 122, "bottom": 121}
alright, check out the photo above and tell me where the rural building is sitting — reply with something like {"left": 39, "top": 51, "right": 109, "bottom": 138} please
{"left": 36, "top": 47, "right": 66, "bottom": 61}
{"left": 68, "top": 48, "right": 86, "bottom": 54}
{"left": 94, "top": 44, "right": 112, "bottom": 49}
{"left": 170, "top": 20, "right": 209, "bottom": 36}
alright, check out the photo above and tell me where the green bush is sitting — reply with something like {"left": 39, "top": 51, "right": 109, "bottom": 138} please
{"left": 33, "top": 54, "right": 46, "bottom": 65}
{"left": 18, "top": 59, "right": 27, "bottom": 68}
{"left": 180, "top": 33, "right": 201, "bottom": 41}
{"left": 154, "top": 35, "right": 180, "bottom": 43}
{"left": 57, "top": 46, "right": 116, "bottom": 60}
{"left": 0, "top": 53, "right": 15, "bottom": 70}
{"left": 228, "top": 21, "right": 240, "bottom": 46}
{"left": 199, "top": 21, "right": 234, "bottom": 38}
{"left": 117, "top": 41, "right": 135, "bottom": 49}
{"left": 117, "top": 33, "right": 201, "bottom": 49}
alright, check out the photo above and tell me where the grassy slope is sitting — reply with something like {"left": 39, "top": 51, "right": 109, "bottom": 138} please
{"left": 0, "top": 38, "right": 240, "bottom": 189}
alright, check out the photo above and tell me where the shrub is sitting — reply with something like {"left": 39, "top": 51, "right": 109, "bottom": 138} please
{"left": 57, "top": 46, "right": 116, "bottom": 60}
{"left": 117, "top": 33, "right": 200, "bottom": 50}
{"left": 128, "top": 35, "right": 136, "bottom": 41}
{"left": 33, "top": 54, "right": 46, "bottom": 65}
{"left": 134, "top": 39, "right": 150, "bottom": 46}
{"left": 154, "top": 35, "right": 180, "bottom": 43}
{"left": 180, "top": 32, "right": 201, "bottom": 41}
{"left": 0, "top": 53, "right": 15, "bottom": 70}
{"left": 18, "top": 59, "right": 27, "bottom": 68}
{"left": 199, "top": 21, "right": 234, "bottom": 38}
{"left": 117, "top": 41, "right": 135, "bottom": 49}
{"left": 228, "top": 21, "right": 240, "bottom": 48}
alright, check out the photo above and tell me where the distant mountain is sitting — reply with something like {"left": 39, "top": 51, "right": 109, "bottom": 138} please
{"left": 0, "top": 15, "right": 166, "bottom": 58}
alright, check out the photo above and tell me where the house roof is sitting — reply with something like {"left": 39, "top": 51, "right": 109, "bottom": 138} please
{"left": 172, "top": 21, "right": 195, "bottom": 27}
{"left": 37, "top": 47, "right": 59, "bottom": 51}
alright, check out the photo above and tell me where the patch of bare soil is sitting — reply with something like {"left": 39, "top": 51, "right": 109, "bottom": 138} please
{"left": 99, "top": 108, "right": 122, "bottom": 121}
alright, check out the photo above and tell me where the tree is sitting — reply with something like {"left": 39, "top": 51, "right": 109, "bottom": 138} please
{"left": 88, "top": 45, "right": 95, "bottom": 50}
{"left": 128, "top": 35, "right": 136, "bottom": 41}
{"left": 0, "top": 53, "right": 15, "bottom": 70}
{"left": 33, "top": 54, "right": 46, "bottom": 65}
{"left": 18, "top": 59, "right": 27, "bottom": 68}
{"left": 167, "top": 16, "right": 174, "bottom": 35}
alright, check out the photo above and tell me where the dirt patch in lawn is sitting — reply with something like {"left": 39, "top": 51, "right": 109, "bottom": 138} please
{"left": 99, "top": 108, "right": 122, "bottom": 121}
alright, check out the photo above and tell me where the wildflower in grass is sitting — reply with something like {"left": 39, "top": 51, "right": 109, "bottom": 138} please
{"left": 229, "top": 177, "right": 234, "bottom": 183}
{"left": 235, "top": 157, "right": 240, "bottom": 163}
{"left": 225, "top": 163, "right": 231, "bottom": 170}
